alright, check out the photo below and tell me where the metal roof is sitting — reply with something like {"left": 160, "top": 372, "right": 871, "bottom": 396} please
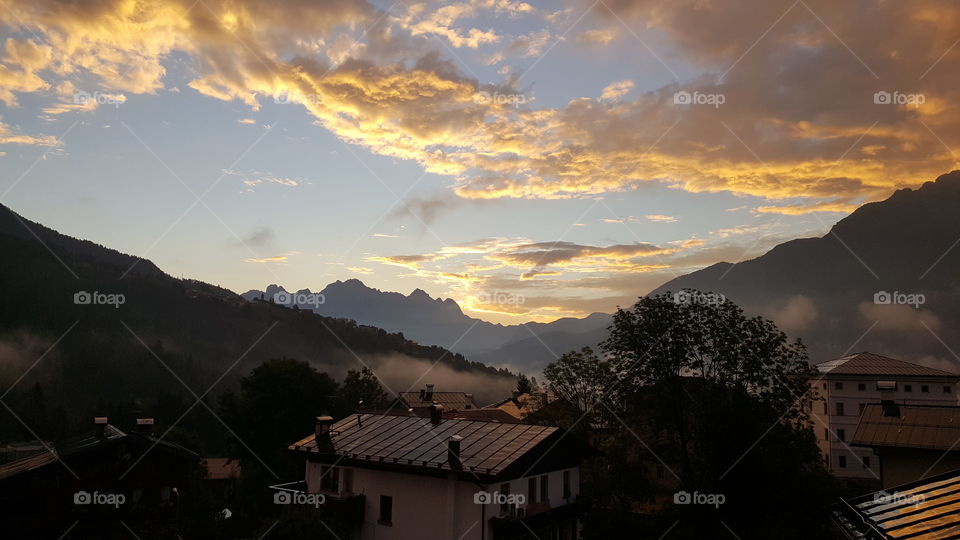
{"left": 852, "top": 404, "right": 960, "bottom": 451}
{"left": 289, "top": 414, "right": 560, "bottom": 477}
{"left": 831, "top": 468, "right": 960, "bottom": 539}
{"left": 399, "top": 391, "right": 477, "bottom": 410}
{"left": 816, "top": 352, "right": 959, "bottom": 378}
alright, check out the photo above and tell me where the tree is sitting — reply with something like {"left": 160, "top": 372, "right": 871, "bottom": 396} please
{"left": 515, "top": 373, "right": 533, "bottom": 394}
{"left": 219, "top": 358, "right": 339, "bottom": 477}
{"left": 546, "top": 291, "right": 832, "bottom": 539}
{"left": 337, "top": 367, "right": 391, "bottom": 414}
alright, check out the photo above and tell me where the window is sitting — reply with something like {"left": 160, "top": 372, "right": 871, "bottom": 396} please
{"left": 905, "top": 384, "right": 913, "bottom": 392}
{"left": 837, "top": 429, "right": 845, "bottom": 442}
{"left": 342, "top": 468, "right": 353, "bottom": 494}
{"left": 858, "top": 383, "right": 866, "bottom": 391}
{"left": 500, "top": 483, "right": 511, "bottom": 514}
{"left": 823, "top": 402, "right": 829, "bottom": 414}
{"left": 320, "top": 466, "right": 339, "bottom": 492}
{"left": 835, "top": 402, "right": 845, "bottom": 416}
{"left": 822, "top": 383, "right": 827, "bottom": 390}
{"left": 944, "top": 386, "right": 953, "bottom": 394}
{"left": 922, "top": 385, "right": 930, "bottom": 393}
{"left": 563, "top": 470, "right": 571, "bottom": 498}
{"left": 540, "top": 475, "right": 548, "bottom": 503}
{"left": 838, "top": 455, "right": 847, "bottom": 468}
{"left": 378, "top": 495, "right": 393, "bottom": 525}
{"left": 528, "top": 477, "right": 538, "bottom": 503}
{"left": 863, "top": 457, "right": 871, "bottom": 468}
{"left": 835, "top": 382, "right": 844, "bottom": 390}
{"left": 823, "top": 428, "right": 829, "bottom": 440}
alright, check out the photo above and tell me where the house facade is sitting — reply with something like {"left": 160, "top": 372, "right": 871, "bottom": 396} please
{"left": 284, "top": 409, "right": 589, "bottom": 540}
{"left": 809, "top": 352, "right": 959, "bottom": 479}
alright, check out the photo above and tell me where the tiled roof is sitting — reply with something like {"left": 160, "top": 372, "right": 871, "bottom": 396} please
{"left": 816, "top": 352, "right": 958, "bottom": 378}
{"left": 289, "top": 414, "right": 565, "bottom": 478}
{"left": 443, "top": 408, "right": 522, "bottom": 423}
{"left": 852, "top": 404, "right": 960, "bottom": 451}
{"left": 831, "top": 468, "right": 960, "bottom": 539}
{"left": 399, "top": 391, "right": 477, "bottom": 410}
{"left": 202, "top": 458, "right": 241, "bottom": 480}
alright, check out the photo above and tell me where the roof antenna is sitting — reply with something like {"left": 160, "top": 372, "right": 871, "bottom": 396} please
{"left": 357, "top": 400, "right": 364, "bottom": 427}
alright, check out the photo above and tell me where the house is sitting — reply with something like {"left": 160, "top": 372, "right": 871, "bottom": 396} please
{"left": 283, "top": 407, "right": 592, "bottom": 540}
{"left": 809, "top": 352, "right": 959, "bottom": 479}
{"left": 399, "top": 383, "right": 478, "bottom": 411}
{"left": 851, "top": 403, "right": 960, "bottom": 488}
{"left": 0, "top": 417, "right": 199, "bottom": 539}
{"left": 484, "top": 392, "right": 548, "bottom": 420}
{"left": 829, "top": 467, "right": 960, "bottom": 539}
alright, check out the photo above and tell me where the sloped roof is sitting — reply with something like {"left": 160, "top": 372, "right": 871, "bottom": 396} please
{"left": 202, "top": 458, "right": 242, "bottom": 480}
{"left": 0, "top": 425, "right": 198, "bottom": 482}
{"left": 443, "top": 408, "right": 522, "bottom": 423}
{"left": 399, "top": 391, "right": 477, "bottom": 410}
{"left": 831, "top": 468, "right": 960, "bottom": 539}
{"left": 852, "top": 404, "right": 960, "bottom": 451}
{"left": 816, "top": 352, "right": 958, "bottom": 378}
{"left": 289, "top": 414, "right": 574, "bottom": 479}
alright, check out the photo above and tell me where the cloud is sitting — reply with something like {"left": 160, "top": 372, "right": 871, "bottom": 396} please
{"left": 645, "top": 214, "right": 677, "bottom": 223}
{"left": 225, "top": 169, "right": 302, "bottom": 190}
{"left": 600, "top": 80, "right": 634, "bottom": 101}
{"left": 0, "top": 120, "right": 60, "bottom": 146}
{"left": 238, "top": 226, "right": 275, "bottom": 248}
{"left": 244, "top": 255, "right": 288, "bottom": 263}
{"left": 238, "top": 118, "right": 256, "bottom": 124}
{"left": 574, "top": 28, "right": 618, "bottom": 46}
{"left": 768, "top": 295, "right": 818, "bottom": 332}
{"left": 6, "top": 0, "right": 960, "bottom": 222}
{"left": 858, "top": 302, "right": 942, "bottom": 333}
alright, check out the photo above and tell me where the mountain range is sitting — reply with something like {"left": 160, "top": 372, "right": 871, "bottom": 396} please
{"left": 0, "top": 202, "right": 512, "bottom": 429}
{"left": 247, "top": 170, "right": 960, "bottom": 374}
{"left": 241, "top": 282, "right": 611, "bottom": 373}
{"left": 652, "top": 170, "right": 960, "bottom": 370}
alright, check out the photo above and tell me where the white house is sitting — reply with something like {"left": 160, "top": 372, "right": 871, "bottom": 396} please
{"left": 810, "top": 351, "right": 959, "bottom": 479}
{"left": 282, "top": 407, "right": 590, "bottom": 540}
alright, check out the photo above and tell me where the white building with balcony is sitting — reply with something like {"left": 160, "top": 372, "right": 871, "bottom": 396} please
{"left": 810, "top": 352, "right": 959, "bottom": 479}
{"left": 281, "top": 407, "right": 591, "bottom": 540}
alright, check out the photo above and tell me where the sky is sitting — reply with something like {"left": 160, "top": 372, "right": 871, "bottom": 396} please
{"left": 0, "top": 0, "right": 958, "bottom": 324}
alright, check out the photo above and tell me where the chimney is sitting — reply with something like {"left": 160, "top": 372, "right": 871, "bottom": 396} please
{"left": 135, "top": 418, "right": 155, "bottom": 435}
{"left": 465, "top": 394, "right": 473, "bottom": 409}
{"left": 447, "top": 435, "right": 463, "bottom": 469}
{"left": 429, "top": 404, "right": 445, "bottom": 425}
{"left": 424, "top": 384, "right": 435, "bottom": 402}
{"left": 357, "top": 401, "right": 364, "bottom": 427}
{"left": 314, "top": 415, "right": 335, "bottom": 451}
{"left": 94, "top": 417, "right": 108, "bottom": 440}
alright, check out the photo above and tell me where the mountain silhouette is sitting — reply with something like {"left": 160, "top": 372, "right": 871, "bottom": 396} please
{"left": 0, "top": 202, "right": 509, "bottom": 425}
{"left": 651, "top": 170, "right": 960, "bottom": 370}
{"left": 242, "top": 281, "right": 611, "bottom": 367}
